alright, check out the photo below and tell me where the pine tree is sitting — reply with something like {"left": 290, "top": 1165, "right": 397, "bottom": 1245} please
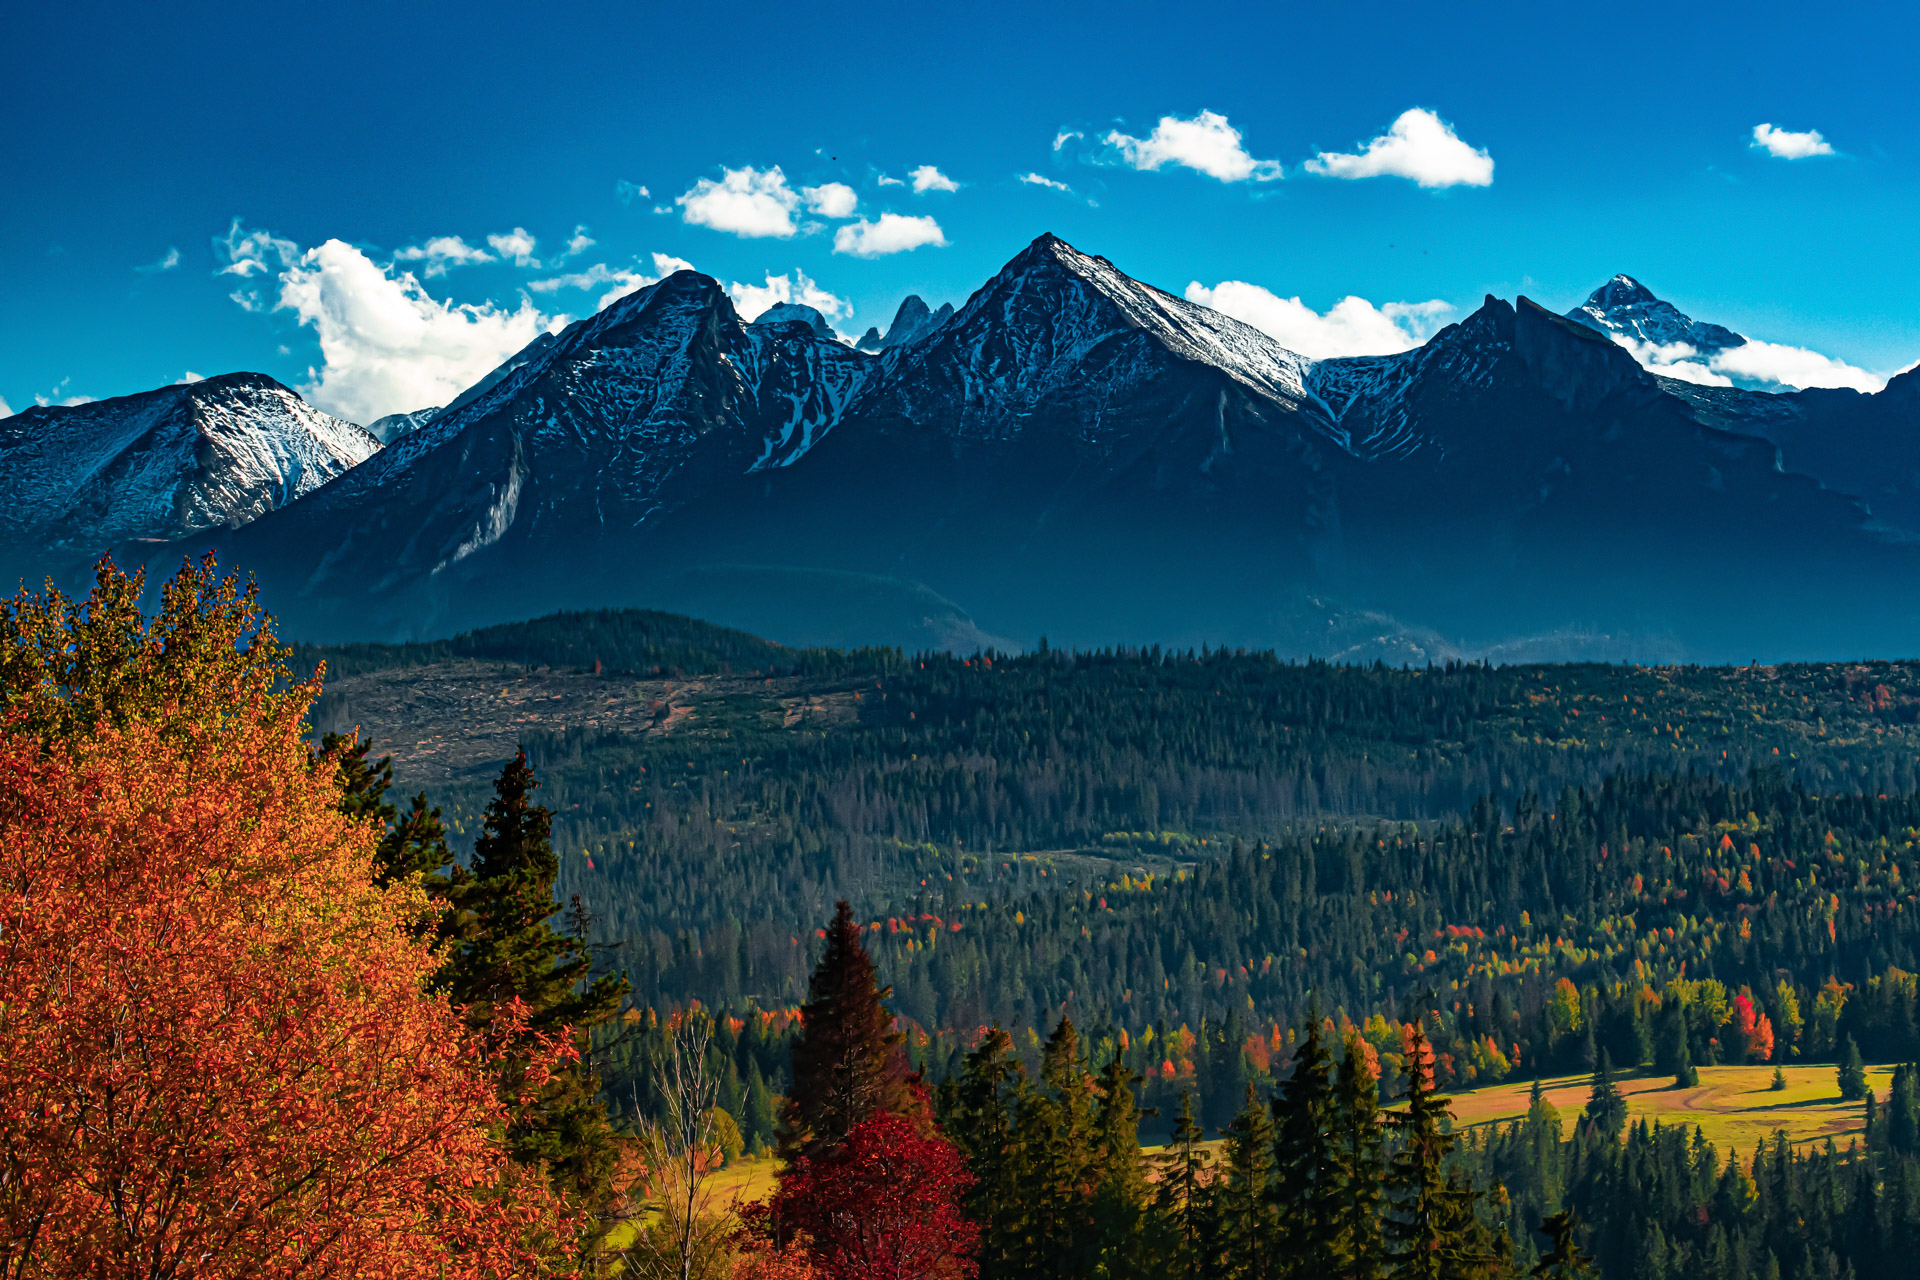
{"left": 1331, "top": 1031, "right": 1388, "bottom": 1280}
{"left": 441, "top": 748, "right": 628, "bottom": 1206}
{"left": 779, "top": 900, "right": 912, "bottom": 1165}
{"left": 1838, "top": 1036, "right": 1868, "bottom": 1102}
{"left": 937, "top": 1026, "right": 1026, "bottom": 1280}
{"left": 1531, "top": 1209, "right": 1597, "bottom": 1278}
{"left": 1583, "top": 1050, "right": 1627, "bottom": 1142}
{"left": 1014, "top": 1017, "right": 1098, "bottom": 1279}
{"left": 1089, "top": 1055, "right": 1154, "bottom": 1279}
{"left": 1385, "top": 1023, "right": 1458, "bottom": 1280}
{"left": 1155, "top": 1088, "right": 1214, "bottom": 1280}
{"left": 319, "top": 731, "right": 457, "bottom": 894}
{"left": 1271, "top": 1015, "right": 1341, "bottom": 1278}
{"left": 1219, "top": 1084, "right": 1278, "bottom": 1280}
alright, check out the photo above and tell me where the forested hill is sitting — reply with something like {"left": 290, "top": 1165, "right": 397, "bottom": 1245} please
{"left": 306, "top": 610, "right": 1920, "bottom": 1128}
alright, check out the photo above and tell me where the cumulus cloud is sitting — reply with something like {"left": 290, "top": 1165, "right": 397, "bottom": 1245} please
{"left": 616, "top": 180, "right": 649, "bottom": 204}
{"left": 677, "top": 165, "right": 802, "bottom": 238}
{"left": 1305, "top": 108, "right": 1493, "bottom": 188}
{"left": 135, "top": 246, "right": 180, "bottom": 274}
{"left": 0, "top": 395, "right": 11, "bottom": 417}
{"left": 174, "top": 371, "right": 204, "bottom": 385}
{"left": 529, "top": 253, "right": 695, "bottom": 311}
{"left": 802, "top": 182, "right": 859, "bottom": 218}
{"left": 1053, "top": 130, "right": 1083, "bottom": 151}
{"left": 1019, "top": 172, "right": 1072, "bottom": 191}
{"left": 1751, "top": 123, "right": 1835, "bottom": 159}
{"left": 726, "top": 270, "right": 852, "bottom": 323}
{"left": 876, "top": 173, "right": 905, "bottom": 187}
{"left": 832, "top": 214, "right": 948, "bottom": 258}
{"left": 565, "top": 226, "right": 596, "bottom": 257}
{"left": 393, "top": 235, "right": 496, "bottom": 276}
{"left": 1105, "top": 111, "right": 1282, "bottom": 182}
{"left": 220, "top": 223, "right": 558, "bottom": 424}
{"left": 910, "top": 165, "right": 959, "bottom": 193}
{"left": 1185, "top": 280, "right": 1454, "bottom": 358}
{"left": 486, "top": 228, "right": 540, "bottom": 267}
{"left": 1609, "top": 332, "right": 1883, "bottom": 392}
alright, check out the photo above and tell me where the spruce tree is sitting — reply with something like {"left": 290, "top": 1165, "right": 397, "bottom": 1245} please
{"left": 319, "top": 731, "right": 458, "bottom": 894}
{"left": 779, "top": 899, "right": 912, "bottom": 1164}
{"left": 1583, "top": 1050, "right": 1627, "bottom": 1142}
{"left": 1271, "top": 1015, "right": 1341, "bottom": 1278}
{"left": 938, "top": 1026, "right": 1027, "bottom": 1280}
{"left": 1838, "top": 1036, "right": 1868, "bottom": 1102}
{"left": 1155, "top": 1088, "right": 1214, "bottom": 1280}
{"left": 1016, "top": 1017, "right": 1098, "bottom": 1279}
{"left": 1531, "top": 1209, "right": 1597, "bottom": 1278}
{"left": 1219, "top": 1084, "right": 1279, "bottom": 1280}
{"left": 1331, "top": 1032, "right": 1388, "bottom": 1280}
{"left": 1384, "top": 1023, "right": 1457, "bottom": 1280}
{"left": 443, "top": 748, "right": 628, "bottom": 1206}
{"left": 1089, "top": 1055, "right": 1154, "bottom": 1279}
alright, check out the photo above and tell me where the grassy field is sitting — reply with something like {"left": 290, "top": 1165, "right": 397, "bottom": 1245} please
{"left": 1444, "top": 1064, "right": 1897, "bottom": 1153}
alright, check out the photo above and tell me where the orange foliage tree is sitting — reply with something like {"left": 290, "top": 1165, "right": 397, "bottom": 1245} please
{"left": 0, "top": 558, "right": 572, "bottom": 1277}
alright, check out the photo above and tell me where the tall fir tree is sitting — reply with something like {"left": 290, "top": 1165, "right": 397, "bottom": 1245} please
{"left": 1011, "top": 1017, "right": 1098, "bottom": 1280}
{"left": 1583, "top": 1050, "right": 1627, "bottom": 1142}
{"left": 1271, "top": 1015, "right": 1342, "bottom": 1279}
{"left": 1155, "top": 1087, "right": 1215, "bottom": 1280}
{"left": 1530, "top": 1209, "right": 1597, "bottom": 1279}
{"left": 1331, "top": 1031, "right": 1389, "bottom": 1280}
{"left": 1839, "top": 1036, "right": 1869, "bottom": 1102}
{"left": 937, "top": 1026, "right": 1027, "bottom": 1280}
{"left": 442, "top": 748, "right": 628, "bottom": 1207}
{"left": 779, "top": 899, "right": 912, "bottom": 1164}
{"left": 1219, "top": 1084, "right": 1279, "bottom": 1280}
{"left": 1089, "top": 1055, "right": 1154, "bottom": 1280}
{"left": 1385, "top": 1023, "right": 1458, "bottom": 1280}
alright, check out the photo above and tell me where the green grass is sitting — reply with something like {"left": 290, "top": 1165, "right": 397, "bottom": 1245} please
{"left": 1444, "top": 1064, "right": 1897, "bottom": 1152}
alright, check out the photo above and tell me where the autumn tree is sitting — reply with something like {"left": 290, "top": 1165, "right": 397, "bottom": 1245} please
{"left": 780, "top": 901, "right": 913, "bottom": 1164}
{"left": 0, "top": 556, "right": 568, "bottom": 1278}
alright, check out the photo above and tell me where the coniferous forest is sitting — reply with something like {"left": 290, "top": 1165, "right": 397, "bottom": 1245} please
{"left": 15, "top": 565, "right": 1920, "bottom": 1277}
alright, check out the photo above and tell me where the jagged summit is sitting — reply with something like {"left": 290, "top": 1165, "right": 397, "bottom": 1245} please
{"left": 755, "top": 302, "right": 837, "bottom": 340}
{"left": 0, "top": 372, "right": 377, "bottom": 553}
{"left": 1566, "top": 274, "right": 1745, "bottom": 356}
{"left": 854, "top": 294, "right": 954, "bottom": 352}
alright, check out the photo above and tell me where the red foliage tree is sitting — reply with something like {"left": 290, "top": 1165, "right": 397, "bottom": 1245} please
{"left": 756, "top": 1102, "right": 978, "bottom": 1280}
{"left": 1733, "top": 991, "right": 1777, "bottom": 1063}
{"left": 0, "top": 559, "right": 572, "bottom": 1277}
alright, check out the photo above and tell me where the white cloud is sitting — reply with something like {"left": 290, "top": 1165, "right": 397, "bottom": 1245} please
{"left": 832, "top": 214, "right": 948, "bottom": 258}
{"left": 1105, "top": 111, "right": 1282, "bottom": 182}
{"left": 676, "top": 165, "right": 801, "bottom": 238}
{"left": 174, "top": 371, "right": 204, "bottom": 385}
{"left": 486, "top": 227, "right": 540, "bottom": 267}
{"left": 220, "top": 224, "right": 557, "bottom": 424}
{"left": 1305, "top": 108, "right": 1493, "bottom": 188}
{"left": 33, "top": 378, "right": 93, "bottom": 408}
{"left": 393, "top": 235, "right": 495, "bottom": 277}
{"left": 876, "top": 173, "right": 905, "bottom": 187}
{"left": 529, "top": 253, "right": 695, "bottom": 311}
{"left": 616, "top": 180, "right": 649, "bottom": 204}
{"left": 217, "top": 219, "right": 297, "bottom": 277}
{"left": 135, "top": 246, "right": 180, "bottom": 274}
{"left": 1053, "top": 130, "right": 1083, "bottom": 151}
{"left": 0, "top": 395, "right": 11, "bottom": 418}
{"left": 910, "top": 165, "right": 959, "bottom": 193}
{"left": 1019, "top": 172, "right": 1072, "bottom": 191}
{"left": 1185, "top": 280, "right": 1453, "bottom": 358}
{"left": 565, "top": 225, "right": 596, "bottom": 257}
{"left": 726, "top": 270, "right": 852, "bottom": 323}
{"left": 802, "top": 182, "right": 859, "bottom": 218}
{"left": 1711, "top": 338, "right": 1882, "bottom": 392}
{"left": 1608, "top": 332, "right": 1883, "bottom": 392}
{"left": 1751, "top": 123, "right": 1835, "bottom": 159}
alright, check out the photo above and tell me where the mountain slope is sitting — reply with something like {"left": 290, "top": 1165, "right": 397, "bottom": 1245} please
{"left": 159, "top": 236, "right": 1920, "bottom": 662}
{"left": 0, "top": 373, "right": 377, "bottom": 561}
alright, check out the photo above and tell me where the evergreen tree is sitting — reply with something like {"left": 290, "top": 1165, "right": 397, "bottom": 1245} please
{"left": 938, "top": 1026, "right": 1026, "bottom": 1280}
{"left": 1385, "top": 1024, "right": 1463, "bottom": 1280}
{"left": 319, "top": 731, "right": 458, "bottom": 894}
{"left": 1155, "top": 1088, "right": 1214, "bottom": 1280}
{"left": 1583, "top": 1050, "right": 1627, "bottom": 1143}
{"left": 1219, "top": 1084, "right": 1279, "bottom": 1280}
{"left": 1271, "top": 1014, "right": 1341, "bottom": 1278}
{"left": 1330, "top": 1032, "right": 1389, "bottom": 1280}
{"left": 441, "top": 748, "right": 628, "bottom": 1207}
{"left": 779, "top": 899, "right": 912, "bottom": 1164}
{"left": 1089, "top": 1055, "right": 1154, "bottom": 1279}
{"left": 1530, "top": 1209, "right": 1596, "bottom": 1279}
{"left": 1839, "top": 1036, "right": 1868, "bottom": 1102}
{"left": 1014, "top": 1017, "right": 1098, "bottom": 1279}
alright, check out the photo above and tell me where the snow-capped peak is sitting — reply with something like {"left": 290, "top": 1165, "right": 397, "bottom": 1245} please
{"left": 1565, "top": 274, "right": 1745, "bottom": 357}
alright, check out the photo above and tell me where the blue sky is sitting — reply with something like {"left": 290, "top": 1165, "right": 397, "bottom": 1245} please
{"left": 3, "top": 0, "right": 1915, "bottom": 422}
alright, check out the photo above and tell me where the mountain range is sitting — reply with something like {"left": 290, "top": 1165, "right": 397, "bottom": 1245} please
{"left": 6, "top": 235, "right": 1917, "bottom": 662}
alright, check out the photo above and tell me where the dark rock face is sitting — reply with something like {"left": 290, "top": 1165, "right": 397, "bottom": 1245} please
{"left": 854, "top": 295, "right": 954, "bottom": 351}
{"left": 148, "top": 236, "right": 1920, "bottom": 662}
